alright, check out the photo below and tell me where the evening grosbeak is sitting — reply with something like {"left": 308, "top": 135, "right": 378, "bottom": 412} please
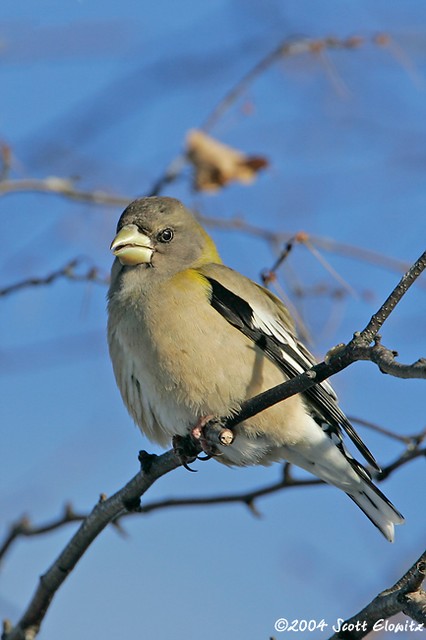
{"left": 107, "top": 196, "right": 404, "bottom": 541}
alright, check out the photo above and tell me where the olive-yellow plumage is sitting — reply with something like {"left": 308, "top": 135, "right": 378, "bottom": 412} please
{"left": 108, "top": 196, "right": 404, "bottom": 541}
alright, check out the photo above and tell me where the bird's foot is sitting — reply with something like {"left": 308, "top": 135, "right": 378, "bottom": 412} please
{"left": 190, "top": 415, "right": 235, "bottom": 459}
{"left": 172, "top": 434, "right": 199, "bottom": 472}
{"left": 173, "top": 418, "right": 235, "bottom": 471}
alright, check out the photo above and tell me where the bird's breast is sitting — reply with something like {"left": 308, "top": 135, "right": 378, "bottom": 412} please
{"left": 107, "top": 273, "right": 305, "bottom": 456}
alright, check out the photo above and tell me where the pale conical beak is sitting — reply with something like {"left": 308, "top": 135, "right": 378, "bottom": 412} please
{"left": 110, "top": 224, "right": 154, "bottom": 266}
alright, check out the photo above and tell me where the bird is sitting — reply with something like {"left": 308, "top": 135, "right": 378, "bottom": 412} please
{"left": 107, "top": 196, "right": 404, "bottom": 541}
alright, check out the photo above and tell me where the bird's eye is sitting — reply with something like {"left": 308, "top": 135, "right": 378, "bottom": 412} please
{"left": 157, "top": 228, "right": 174, "bottom": 243}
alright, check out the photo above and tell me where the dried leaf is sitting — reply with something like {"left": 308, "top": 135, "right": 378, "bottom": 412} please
{"left": 186, "top": 129, "right": 268, "bottom": 192}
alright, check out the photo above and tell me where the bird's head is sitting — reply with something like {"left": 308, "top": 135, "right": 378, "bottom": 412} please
{"left": 110, "top": 197, "right": 221, "bottom": 278}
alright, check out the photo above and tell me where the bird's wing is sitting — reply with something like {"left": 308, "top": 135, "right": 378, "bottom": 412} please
{"left": 203, "top": 273, "right": 380, "bottom": 471}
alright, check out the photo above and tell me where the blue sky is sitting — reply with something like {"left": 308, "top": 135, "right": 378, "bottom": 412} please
{"left": 1, "top": 2, "right": 425, "bottom": 639}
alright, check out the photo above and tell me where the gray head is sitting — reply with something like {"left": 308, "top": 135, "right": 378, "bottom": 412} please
{"left": 109, "top": 197, "right": 221, "bottom": 285}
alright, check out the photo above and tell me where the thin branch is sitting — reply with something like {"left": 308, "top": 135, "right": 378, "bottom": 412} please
{"left": 359, "top": 250, "right": 426, "bottom": 344}
{"left": 0, "top": 177, "right": 131, "bottom": 207}
{"left": 226, "top": 250, "right": 426, "bottom": 429}
{"left": 1, "top": 254, "right": 424, "bottom": 639}
{"left": 2, "top": 428, "right": 425, "bottom": 569}
{"left": 327, "top": 549, "right": 426, "bottom": 639}
{"left": 0, "top": 468, "right": 322, "bottom": 569}
{"left": 2, "top": 450, "right": 181, "bottom": 640}
{"left": 1, "top": 446, "right": 424, "bottom": 637}
{"left": 150, "top": 34, "right": 392, "bottom": 196}
{"left": 0, "top": 259, "right": 109, "bottom": 297}
{"left": 261, "top": 232, "right": 305, "bottom": 285}
{"left": 0, "top": 507, "right": 87, "bottom": 567}
{"left": 310, "top": 234, "right": 419, "bottom": 279}
{"left": 202, "top": 35, "right": 377, "bottom": 133}
{"left": 347, "top": 415, "right": 418, "bottom": 445}
{"left": 377, "top": 446, "right": 426, "bottom": 481}
{"left": 0, "top": 177, "right": 422, "bottom": 294}
{"left": 350, "top": 338, "right": 426, "bottom": 379}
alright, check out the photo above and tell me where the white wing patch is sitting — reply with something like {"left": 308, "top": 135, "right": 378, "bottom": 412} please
{"left": 250, "top": 304, "right": 337, "bottom": 400}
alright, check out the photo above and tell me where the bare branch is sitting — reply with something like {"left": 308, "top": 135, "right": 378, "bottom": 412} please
{"left": 327, "top": 549, "right": 426, "bottom": 639}
{"left": 0, "top": 175, "right": 421, "bottom": 295}
{"left": 2, "top": 425, "right": 424, "bottom": 636}
{"left": 2, "top": 425, "right": 425, "bottom": 570}
{"left": 310, "top": 235, "right": 421, "bottom": 281}
{"left": 150, "top": 34, "right": 394, "bottom": 196}
{"left": 358, "top": 250, "right": 426, "bottom": 345}
{"left": 202, "top": 35, "right": 384, "bottom": 133}
{"left": 0, "top": 259, "right": 109, "bottom": 298}
{"left": 226, "top": 250, "right": 426, "bottom": 429}
{"left": 350, "top": 338, "right": 426, "bottom": 379}
{"left": 377, "top": 446, "right": 426, "bottom": 481}
{"left": 0, "top": 468, "right": 322, "bottom": 565}
{"left": 2, "top": 450, "right": 181, "bottom": 640}
{"left": 0, "top": 506, "right": 86, "bottom": 568}
{"left": 347, "top": 415, "right": 424, "bottom": 445}
{"left": 0, "top": 177, "right": 131, "bottom": 207}
{"left": 1, "top": 247, "right": 424, "bottom": 638}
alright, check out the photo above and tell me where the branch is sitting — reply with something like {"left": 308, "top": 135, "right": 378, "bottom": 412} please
{"left": 150, "top": 34, "right": 394, "bottom": 195}
{"left": 2, "top": 254, "right": 424, "bottom": 638}
{"left": 347, "top": 416, "right": 426, "bottom": 446}
{"left": 377, "top": 445, "right": 426, "bottom": 481}
{"left": 0, "top": 176, "right": 131, "bottom": 207}
{"left": 226, "top": 250, "right": 426, "bottom": 429}
{"left": 349, "top": 338, "right": 426, "bottom": 379}
{"left": 327, "top": 549, "right": 426, "bottom": 639}
{"left": 0, "top": 259, "right": 109, "bottom": 298}
{"left": 0, "top": 506, "right": 88, "bottom": 567}
{"left": 2, "top": 451, "right": 181, "bottom": 640}
{"left": 0, "top": 174, "right": 421, "bottom": 293}
{"left": 2, "top": 431, "right": 425, "bottom": 569}
{"left": 0, "top": 464, "right": 322, "bottom": 569}
{"left": 201, "top": 34, "right": 390, "bottom": 133}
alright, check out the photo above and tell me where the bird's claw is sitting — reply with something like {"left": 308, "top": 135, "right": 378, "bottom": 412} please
{"left": 173, "top": 417, "right": 235, "bottom": 471}
{"left": 172, "top": 434, "right": 198, "bottom": 472}
{"left": 190, "top": 415, "right": 235, "bottom": 458}
{"left": 196, "top": 453, "right": 213, "bottom": 461}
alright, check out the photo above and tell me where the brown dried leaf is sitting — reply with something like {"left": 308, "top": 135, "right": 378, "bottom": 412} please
{"left": 186, "top": 129, "right": 268, "bottom": 192}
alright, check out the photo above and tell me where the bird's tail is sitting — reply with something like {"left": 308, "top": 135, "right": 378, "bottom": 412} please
{"left": 279, "top": 421, "right": 405, "bottom": 542}
{"left": 346, "top": 476, "right": 404, "bottom": 543}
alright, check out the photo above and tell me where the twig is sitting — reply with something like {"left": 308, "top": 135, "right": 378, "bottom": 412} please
{"left": 377, "top": 446, "right": 426, "bottom": 481}
{"left": 0, "top": 177, "right": 421, "bottom": 292}
{"left": 359, "top": 250, "right": 426, "bottom": 344}
{"left": 2, "top": 253, "right": 424, "bottom": 639}
{"left": 0, "top": 177, "right": 131, "bottom": 207}
{"left": 226, "top": 250, "right": 426, "bottom": 429}
{"left": 149, "top": 34, "right": 391, "bottom": 197}
{"left": 349, "top": 338, "right": 426, "bottom": 379}
{"left": 310, "top": 234, "right": 418, "bottom": 278}
{"left": 327, "top": 549, "right": 426, "bottom": 639}
{"left": 261, "top": 233, "right": 305, "bottom": 285}
{"left": 2, "top": 424, "right": 425, "bottom": 570}
{"left": 2, "top": 451, "right": 181, "bottom": 640}
{"left": 202, "top": 35, "right": 375, "bottom": 133}
{"left": 0, "top": 506, "right": 87, "bottom": 567}
{"left": 347, "top": 415, "right": 416, "bottom": 445}
{"left": 0, "top": 259, "right": 109, "bottom": 297}
{"left": 0, "top": 469, "right": 322, "bottom": 569}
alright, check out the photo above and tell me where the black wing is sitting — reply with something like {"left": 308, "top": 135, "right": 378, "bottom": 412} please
{"left": 206, "top": 277, "right": 380, "bottom": 471}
